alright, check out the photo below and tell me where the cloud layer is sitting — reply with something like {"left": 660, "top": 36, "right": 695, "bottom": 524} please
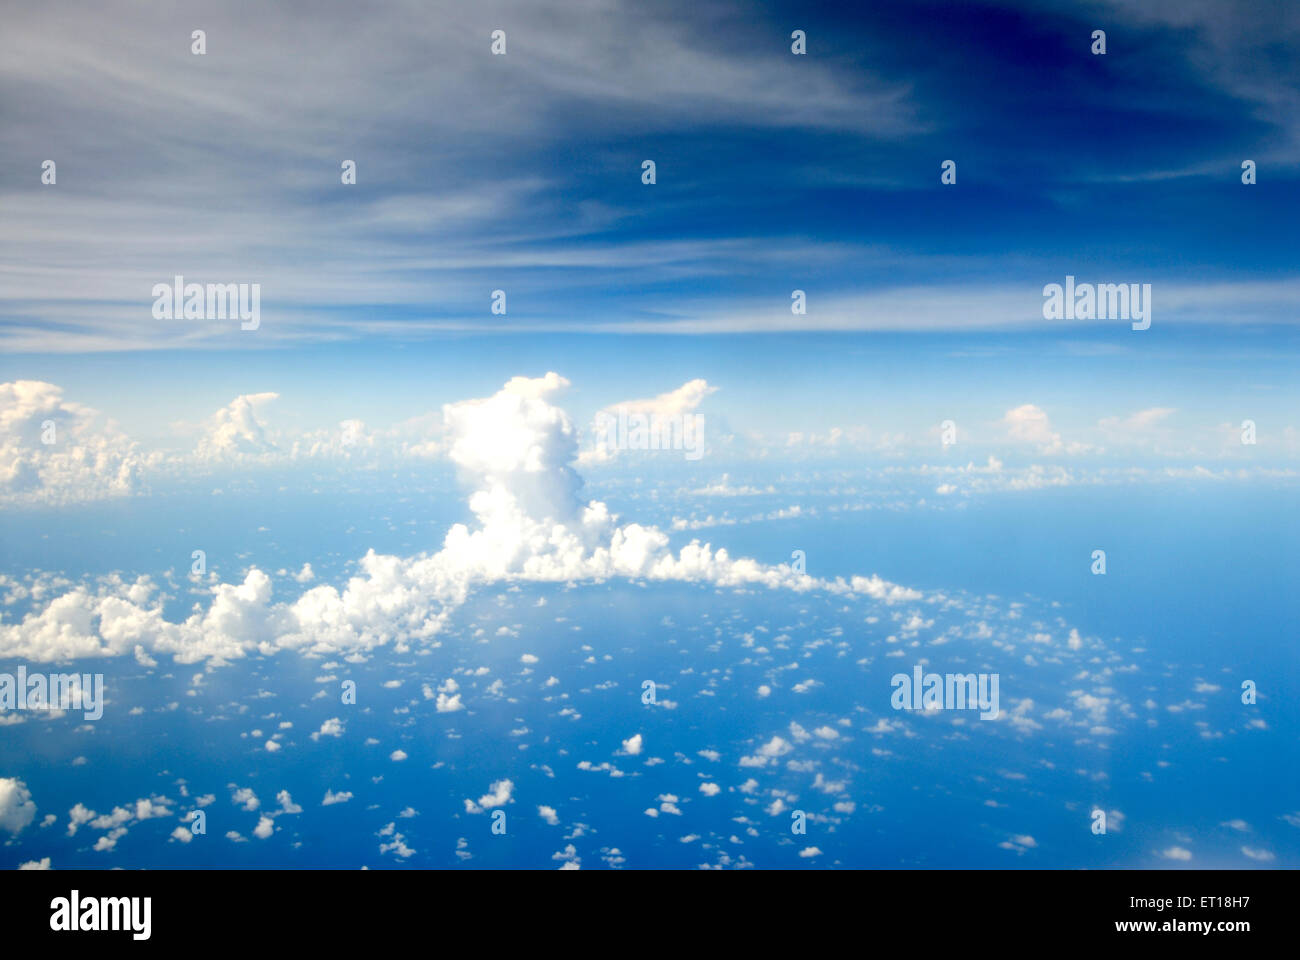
{"left": 0, "top": 373, "right": 917, "bottom": 665}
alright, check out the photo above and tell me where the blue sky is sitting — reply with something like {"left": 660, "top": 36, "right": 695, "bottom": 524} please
{"left": 0, "top": 0, "right": 1296, "bottom": 870}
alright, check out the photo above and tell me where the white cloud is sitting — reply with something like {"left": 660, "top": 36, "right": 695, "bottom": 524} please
{"left": 1000, "top": 404, "right": 1091, "bottom": 455}
{"left": 0, "top": 381, "right": 155, "bottom": 505}
{"left": 580, "top": 379, "right": 717, "bottom": 464}
{"left": 435, "top": 692, "right": 464, "bottom": 713}
{"left": 621, "top": 734, "right": 643, "bottom": 756}
{"left": 464, "top": 779, "right": 514, "bottom": 814}
{"left": 322, "top": 789, "right": 352, "bottom": 806}
{"left": 0, "top": 778, "right": 36, "bottom": 833}
{"left": 311, "top": 717, "right": 344, "bottom": 740}
{"left": 0, "top": 374, "right": 922, "bottom": 666}
{"left": 195, "top": 393, "right": 281, "bottom": 461}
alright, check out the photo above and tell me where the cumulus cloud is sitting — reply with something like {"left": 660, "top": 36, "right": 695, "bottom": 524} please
{"left": 0, "top": 381, "right": 155, "bottom": 504}
{"left": 1000, "top": 404, "right": 1091, "bottom": 456}
{"left": 464, "top": 779, "right": 514, "bottom": 814}
{"left": 0, "top": 777, "right": 37, "bottom": 833}
{"left": 579, "top": 378, "right": 717, "bottom": 464}
{"left": 311, "top": 717, "right": 344, "bottom": 740}
{"left": 195, "top": 392, "right": 281, "bottom": 461}
{"left": 0, "top": 373, "right": 921, "bottom": 666}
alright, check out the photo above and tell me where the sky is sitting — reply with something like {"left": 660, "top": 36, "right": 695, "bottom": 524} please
{"left": 0, "top": 0, "right": 1296, "bottom": 870}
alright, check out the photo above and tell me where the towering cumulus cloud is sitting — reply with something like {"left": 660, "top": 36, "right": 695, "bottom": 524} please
{"left": 0, "top": 374, "right": 918, "bottom": 665}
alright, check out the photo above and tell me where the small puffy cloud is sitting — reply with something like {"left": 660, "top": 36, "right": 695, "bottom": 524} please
{"left": 551, "top": 843, "right": 581, "bottom": 868}
{"left": 312, "top": 717, "right": 344, "bottom": 741}
{"left": 621, "top": 734, "right": 643, "bottom": 756}
{"left": 1159, "top": 846, "right": 1193, "bottom": 861}
{"left": 18, "top": 857, "right": 51, "bottom": 870}
{"left": 253, "top": 816, "right": 275, "bottom": 839}
{"left": 390, "top": 749, "right": 408, "bottom": 762}
{"left": 434, "top": 689, "right": 464, "bottom": 713}
{"left": 699, "top": 783, "right": 721, "bottom": 797}
{"left": 999, "top": 834, "right": 1037, "bottom": 854}
{"left": 67, "top": 803, "right": 96, "bottom": 836}
{"left": 465, "top": 779, "right": 513, "bottom": 814}
{"left": 0, "top": 778, "right": 37, "bottom": 834}
{"left": 538, "top": 805, "right": 560, "bottom": 826}
{"left": 379, "top": 827, "right": 415, "bottom": 859}
{"left": 322, "top": 789, "right": 352, "bottom": 806}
